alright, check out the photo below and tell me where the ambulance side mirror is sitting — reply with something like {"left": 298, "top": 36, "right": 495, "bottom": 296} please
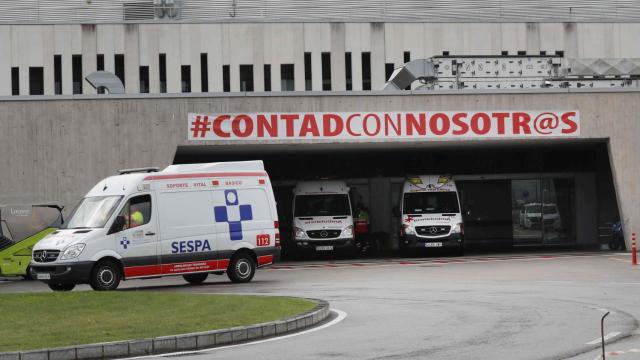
{"left": 108, "top": 216, "right": 126, "bottom": 235}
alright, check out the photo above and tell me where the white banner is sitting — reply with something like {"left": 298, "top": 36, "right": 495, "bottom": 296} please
{"left": 187, "top": 111, "right": 580, "bottom": 141}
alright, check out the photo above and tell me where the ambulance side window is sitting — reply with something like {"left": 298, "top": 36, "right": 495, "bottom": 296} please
{"left": 111, "top": 195, "right": 152, "bottom": 233}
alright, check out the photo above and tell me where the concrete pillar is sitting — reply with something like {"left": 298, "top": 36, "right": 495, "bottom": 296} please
{"left": 43, "top": 26, "right": 55, "bottom": 95}
{"left": 608, "top": 141, "right": 640, "bottom": 251}
{"left": 311, "top": 52, "right": 322, "bottom": 91}
{"left": 81, "top": 24, "right": 97, "bottom": 94}
{"left": 330, "top": 23, "right": 346, "bottom": 91}
{"left": 370, "top": 23, "right": 385, "bottom": 91}
{"left": 124, "top": 24, "right": 139, "bottom": 94}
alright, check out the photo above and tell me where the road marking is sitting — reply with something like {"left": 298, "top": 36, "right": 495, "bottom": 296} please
{"left": 268, "top": 252, "right": 618, "bottom": 271}
{"left": 593, "top": 348, "right": 640, "bottom": 359}
{"left": 586, "top": 331, "right": 621, "bottom": 345}
{"left": 126, "top": 309, "right": 347, "bottom": 359}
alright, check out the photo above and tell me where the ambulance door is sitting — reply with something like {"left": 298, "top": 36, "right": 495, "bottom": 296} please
{"left": 213, "top": 187, "right": 274, "bottom": 264}
{"left": 109, "top": 194, "right": 159, "bottom": 276}
{"left": 157, "top": 189, "right": 217, "bottom": 275}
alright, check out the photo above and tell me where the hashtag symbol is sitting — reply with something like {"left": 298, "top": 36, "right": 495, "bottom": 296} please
{"left": 190, "top": 115, "right": 210, "bottom": 138}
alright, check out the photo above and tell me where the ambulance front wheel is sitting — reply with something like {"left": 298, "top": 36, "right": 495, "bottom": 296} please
{"left": 183, "top": 273, "right": 209, "bottom": 285}
{"left": 227, "top": 253, "right": 256, "bottom": 283}
{"left": 90, "top": 260, "right": 121, "bottom": 291}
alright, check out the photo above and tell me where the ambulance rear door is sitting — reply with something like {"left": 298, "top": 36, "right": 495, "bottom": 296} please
{"left": 213, "top": 177, "right": 276, "bottom": 266}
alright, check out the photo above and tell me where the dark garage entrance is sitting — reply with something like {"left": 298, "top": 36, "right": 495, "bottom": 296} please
{"left": 173, "top": 141, "right": 618, "bottom": 256}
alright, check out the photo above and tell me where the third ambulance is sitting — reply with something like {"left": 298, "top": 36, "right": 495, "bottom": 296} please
{"left": 291, "top": 181, "right": 355, "bottom": 253}
{"left": 399, "top": 175, "right": 464, "bottom": 255}
{"left": 30, "top": 161, "right": 280, "bottom": 291}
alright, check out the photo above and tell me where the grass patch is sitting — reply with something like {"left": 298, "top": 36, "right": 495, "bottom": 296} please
{"left": 0, "top": 292, "right": 315, "bottom": 352}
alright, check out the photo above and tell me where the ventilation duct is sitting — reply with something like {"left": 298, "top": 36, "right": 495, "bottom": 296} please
{"left": 85, "top": 71, "right": 125, "bottom": 94}
{"left": 383, "top": 59, "right": 437, "bottom": 91}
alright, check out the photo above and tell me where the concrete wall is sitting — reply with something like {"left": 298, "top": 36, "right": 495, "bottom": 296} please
{"left": 3, "top": 22, "right": 640, "bottom": 96}
{"left": 0, "top": 90, "right": 638, "bottom": 248}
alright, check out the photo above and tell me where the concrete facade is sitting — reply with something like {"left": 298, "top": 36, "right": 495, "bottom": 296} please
{"left": 3, "top": 22, "right": 640, "bottom": 96}
{"left": 0, "top": 89, "right": 638, "bottom": 248}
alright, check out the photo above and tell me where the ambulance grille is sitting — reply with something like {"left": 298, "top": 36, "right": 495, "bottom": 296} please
{"left": 307, "top": 230, "right": 342, "bottom": 239}
{"left": 416, "top": 226, "right": 451, "bottom": 236}
{"left": 33, "top": 250, "right": 60, "bottom": 263}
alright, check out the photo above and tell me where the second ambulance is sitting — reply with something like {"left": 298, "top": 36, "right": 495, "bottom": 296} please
{"left": 292, "top": 181, "right": 355, "bottom": 253}
{"left": 399, "top": 175, "right": 464, "bottom": 255}
{"left": 30, "top": 161, "right": 280, "bottom": 291}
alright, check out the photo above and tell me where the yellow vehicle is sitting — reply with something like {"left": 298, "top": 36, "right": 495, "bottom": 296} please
{"left": 0, "top": 204, "right": 63, "bottom": 279}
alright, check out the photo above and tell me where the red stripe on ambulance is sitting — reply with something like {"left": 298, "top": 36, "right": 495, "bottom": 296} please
{"left": 143, "top": 171, "right": 268, "bottom": 181}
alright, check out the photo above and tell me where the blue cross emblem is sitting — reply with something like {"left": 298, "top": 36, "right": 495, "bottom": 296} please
{"left": 214, "top": 189, "right": 253, "bottom": 241}
{"left": 120, "top": 237, "right": 130, "bottom": 249}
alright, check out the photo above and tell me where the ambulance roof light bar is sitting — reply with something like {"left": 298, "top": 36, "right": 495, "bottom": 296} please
{"left": 118, "top": 167, "right": 160, "bottom": 175}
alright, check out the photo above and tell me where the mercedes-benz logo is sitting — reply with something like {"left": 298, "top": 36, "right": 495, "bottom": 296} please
{"left": 320, "top": 230, "right": 328, "bottom": 238}
{"left": 429, "top": 227, "right": 438, "bottom": 234}
{"left": 37, "top": 251, "right": 47, "bottom": 262}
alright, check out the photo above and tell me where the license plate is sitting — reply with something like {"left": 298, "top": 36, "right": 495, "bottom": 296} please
{"left": 36, "top": 273, "right": 51, "bottom": 280}
{"left": 316, "top": 246, "right": 334, "bottom": 251}
{"left": 425, "top": 242, "right": 443, "bottom": 248}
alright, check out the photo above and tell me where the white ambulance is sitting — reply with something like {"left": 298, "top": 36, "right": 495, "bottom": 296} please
{"left": 30, "top": 161, "right": 280, "bottom": 291}
{"left": 398, "top": 175, "right": 464, "bottom": 255}
{"left": 291, "top": 181, "right": 355, "bottom": 252}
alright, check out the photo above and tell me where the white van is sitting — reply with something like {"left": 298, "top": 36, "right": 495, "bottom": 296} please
{"left": 30, "top": 161, "right": 280, "bottom": 291}
{"left": 291, "top": 181, "right": 355, "bottom": 252}
{"left": 398, "top": 175, "right": 464, "bottom": 255}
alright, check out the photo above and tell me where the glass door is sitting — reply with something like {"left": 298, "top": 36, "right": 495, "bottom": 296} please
{"left": 540, "top": 179, "right": 574, "bottom": 244}
{"left": 512, "top": 180, "right": 543, "bottom": 245}
{"left": 512, "top": 179, "right": 575, "bottom": 245}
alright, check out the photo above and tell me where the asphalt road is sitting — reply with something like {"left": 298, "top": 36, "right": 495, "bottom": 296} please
{"left": 2, "top": 251, "right": 640, "bottom": 360}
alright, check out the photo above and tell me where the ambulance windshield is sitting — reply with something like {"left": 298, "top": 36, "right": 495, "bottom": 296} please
{"left": 403, "top": 192, "right": 459, "bottom": 214}
{"left": 64, "top": 196, "right": 123, "bottom": 229}
{"left": 294, "top": 194, "right": 351, "bottom": 217}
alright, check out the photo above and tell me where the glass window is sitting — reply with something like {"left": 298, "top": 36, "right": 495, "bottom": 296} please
{"left": 264, "top": 64, "right": 271, "bottom": 91}
{"left": 54, "top": 55, "right": 62, "bottom": 94}
{"left": 64, "top": 196, "right": 123, "bottom": 229}
{"left": 11, "top": 67, "right": 19, "bottom": 95}
{"left": 114, "top": 54, "right": 125, "bottom": 87}
{"left": 159, "top": 54, "right": 167, "bottom": 93}
{"left": 281, "top": 64, "right": 294, "bottom": 91}
{"left": 403, "top": 192, "right": 460, "bottom": 214}
{"left": 114, "top": 195, "right": 152, "bottom": 232}
{"left": 294, "top": 194, "right": 351, "bottom": 217}
{"left": 29, "top": 67, "right": 44, "bottom": 95}
{"left": 139, "top": 66, "right": 149, "bottom": 93}
{"left": 200, "top": 53, "right": 208, "bottom": 92}
{"left": 345, "top": 52, "right": 352, "bottom": 91}
{"left": 72, "top": 55, "right": 83, "bottom": 94}
{"left": 181, "top": 65, "right": 191, "bottom": 93}
{"left": 223, "top": 65, "right": 230, "bottom": 92}
{"left": 304, "top": 52, "right": 312, "bottom": 91}
{"left": 321, "top": 52, "right": 331, "bottom": 91}
{"left": 239, "top": 64, "right": 254, "bottom": 91}
{"left": 361, "top": 52, "right": 371, "bottom": 90}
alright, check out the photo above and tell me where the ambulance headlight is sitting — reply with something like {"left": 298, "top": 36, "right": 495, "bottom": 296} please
{"left": 402, "top": 224, "right": 415, "bottom": 235}
{"left": 451, "top": 223, "right": 464, "bottom": 234}
{"left": 60, "top": 244, "right": 86, "bottom": 260}
{"left": 293, "top": 227, "right": 306, "bottom": 239}
{"left": 343, "top": 225, "right": 354, "bottom": 238}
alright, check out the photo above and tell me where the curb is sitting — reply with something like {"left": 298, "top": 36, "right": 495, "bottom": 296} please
{"left": 0, "top": 298, "right": 331, "bottom": 360}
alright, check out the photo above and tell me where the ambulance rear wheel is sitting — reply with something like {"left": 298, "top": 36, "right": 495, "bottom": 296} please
{"left": 48, "top": 282, "right": 75, "bottom": 291}
{"left": 227, "top": 254, "right": 256, "bottom": 283}
{"left": 90, "top": 260, "right": 121, "bottom": 291}
{"left": 183, "top": 273, "right": 209, "bottom": 285}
